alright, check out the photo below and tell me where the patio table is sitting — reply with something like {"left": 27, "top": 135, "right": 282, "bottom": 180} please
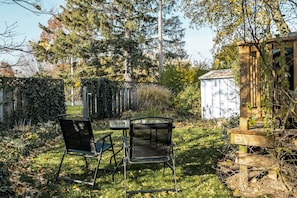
{"left": 109, "top": 120, "right": 129, "bottom": 135}
{"left": 109, "top": 120, "right": 129, "bottom": 180}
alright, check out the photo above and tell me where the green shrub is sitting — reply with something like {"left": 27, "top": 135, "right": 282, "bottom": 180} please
{"left": 133, "top": 84, "right": 173, "bottom": 112}
{"left": 160, "top": 62, "right": 207, "bottom": 95}
{"left": 174, "top": 83, "right": 201, "bottom": 118}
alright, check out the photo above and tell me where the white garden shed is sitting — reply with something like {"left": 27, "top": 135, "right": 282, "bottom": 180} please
{"left": 199, "top": 69, "right": 239, "bottom": 119}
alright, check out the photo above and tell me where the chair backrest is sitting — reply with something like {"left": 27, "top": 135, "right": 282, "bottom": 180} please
{"left": 57, "top": 115, "right": 96, "bottom": 153}
{"left": 129, "top": 117, "right": 173, "bottom": 161}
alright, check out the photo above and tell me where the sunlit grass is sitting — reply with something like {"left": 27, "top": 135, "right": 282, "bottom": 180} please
{"left": 66, "top": 105, "right": 83, "bottom": 115}
{"left": 31, "top": 120, "right": 233, "bottom": 197}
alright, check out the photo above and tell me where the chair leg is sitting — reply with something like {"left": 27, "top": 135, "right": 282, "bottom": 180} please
{"left": 56, "top": 150, "right": 66, "bottom": 181}
{"left": 172, "top": 156, "right": 177, "bottom": 192}
{"left": 92, "top": 153, "right": 102, "bottom": 190}
{"left": 108, "top": 134, "right": 120, "bottom": 167}
{"left": 124, "top": 157, "right": 127, "bottom": 197}
{"left": 165, "top": 157, "right": 178, "bottom": 192}
{"left": 110, "top": 143, "right": 117, "bottom": 166}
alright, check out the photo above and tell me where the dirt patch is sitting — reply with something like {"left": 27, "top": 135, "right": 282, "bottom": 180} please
{"left": 217, "top": 161, "right": 297, "bottom": 197}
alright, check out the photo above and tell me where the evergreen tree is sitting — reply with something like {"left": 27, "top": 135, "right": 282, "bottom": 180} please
{"left": 31, "top": 0, "right": 186, "bottom": 82}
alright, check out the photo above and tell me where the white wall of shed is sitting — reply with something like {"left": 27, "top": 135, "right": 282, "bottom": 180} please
{"left": 201, "top": 78, "right": 239, "bottom": 119}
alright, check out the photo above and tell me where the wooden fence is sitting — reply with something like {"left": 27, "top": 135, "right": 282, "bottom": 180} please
{"left": 82, "top": 81, "right": 136, "bottom": 119}
{"left": 0, "top": 77, "right": 152, "bottom": 126}
{"left": 0, "top": 77, "right": 65, "bottom": 128}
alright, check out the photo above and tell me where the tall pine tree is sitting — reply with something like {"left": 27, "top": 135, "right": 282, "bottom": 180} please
{"left": 31, "top": 0, "right": 186, "bottom": 82}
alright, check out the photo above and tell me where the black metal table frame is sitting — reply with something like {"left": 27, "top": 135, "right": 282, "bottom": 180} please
{"left": 109, "top": 121, "right": 129, "bottom": 181}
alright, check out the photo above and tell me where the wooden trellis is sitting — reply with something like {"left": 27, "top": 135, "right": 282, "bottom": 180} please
{"left": 229, "top": 35, "right": 297, "bottom": 190}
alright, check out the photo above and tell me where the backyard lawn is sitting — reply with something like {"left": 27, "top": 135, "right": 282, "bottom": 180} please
{"left": 3, "top": 119, "right": 233, "bottom": 197}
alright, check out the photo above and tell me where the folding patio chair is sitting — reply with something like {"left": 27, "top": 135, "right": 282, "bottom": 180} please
{"left": 56, "top": 114, "right": 117, "bottom": 189}
{"left": 123, "top": 116, "right": 177, "bottom": 196}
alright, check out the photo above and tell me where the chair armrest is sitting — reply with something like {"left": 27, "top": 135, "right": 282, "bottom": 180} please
{"left": 94, "top": 132, "right": 114, "bottom": 153}
{"left": 96, "top": 132, "right": 113, "bottom": 141}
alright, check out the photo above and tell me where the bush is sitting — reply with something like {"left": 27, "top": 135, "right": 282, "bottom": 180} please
{"left": 133, "top": 84, "right": 173, "bottom": 113}
{"left": 174, "top": 83, "right": 201, "bottom": 118}
{"left": 159, "top": 62, "right": 208, "bottom": 95}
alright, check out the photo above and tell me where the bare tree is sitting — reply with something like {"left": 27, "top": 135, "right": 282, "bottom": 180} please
{"left": 0, "top": 22, "right": 27, "bottom": 54}
{"left": 0, "top": 0, "right": 42, "bottom": 14}
{"left": 0, "top": 0, "right": 58, "bottom": 74}
{"left": 0, "top": 0, "right": 57, "bottom": 54}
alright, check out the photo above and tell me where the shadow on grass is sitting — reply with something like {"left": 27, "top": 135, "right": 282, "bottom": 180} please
{"left": 0, "top": 163, "right": 15, "bottom": 197}
{"left": 32, "top": 153, "right": 120, "bottom": 197}
{"left": 174, "top": 127, "right": 225, "bottom": 176}
{"left": 177, "top": 147, "right": 221, "bottom": 176}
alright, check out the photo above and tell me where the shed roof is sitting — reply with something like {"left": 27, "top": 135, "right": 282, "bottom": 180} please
{"left": 199, "top": 69, "right": 234, "bottom": 80}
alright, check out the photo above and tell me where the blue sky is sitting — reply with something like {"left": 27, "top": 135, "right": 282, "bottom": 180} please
{"left": 0, "top": 0, "right": 213, "bottom": 64}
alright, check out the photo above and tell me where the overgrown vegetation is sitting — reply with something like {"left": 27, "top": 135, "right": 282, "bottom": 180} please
{"left": 133, "top": 84, "right": 173, "bottom": 113}
{"left": 159, "top": 62, "right": 207, "bottom": 95}
{"left": 0, "top": 77, "right": 65, "bottom": 128}
{"left": 158, "top": 62, "right": 208, "bottom": 119}
{"left": 174, "top": 82, "right": 201, "bottom": 118}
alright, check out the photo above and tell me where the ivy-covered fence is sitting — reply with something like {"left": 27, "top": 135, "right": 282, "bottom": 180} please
{"left": 0, "top": 77, "right": 66, "bottom": 128}
{"left": 81, "top": 78, "right": 135, "bottom": 119}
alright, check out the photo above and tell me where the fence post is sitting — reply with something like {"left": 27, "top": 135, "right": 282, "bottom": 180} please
{"left": 0, "top": 88, "right": 3, "bottom": 123}
{"left": 124, "top": 81, "right": 135, "bottom": 111}
{"left": 82, "top": 86, "right": 90, "bottom": 118}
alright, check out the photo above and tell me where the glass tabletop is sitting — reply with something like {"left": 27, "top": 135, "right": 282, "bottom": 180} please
{"left": 109, "top": 120, "right": 129, "bottom": 130}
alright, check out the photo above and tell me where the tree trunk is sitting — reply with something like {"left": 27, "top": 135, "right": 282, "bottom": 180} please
{"left": 158, "top": 0, "right": 163, "bottom": 78}
{"left": 265, "top": 1, "right": 290, "bottom": 35}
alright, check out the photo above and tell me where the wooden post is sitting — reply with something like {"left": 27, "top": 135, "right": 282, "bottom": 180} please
{"left": 254, "top": 49, "right": 262, "bottom": 120}
{"left": 238, "top": 145, "right": 248, "bottom": 190}
{"left": 294, "top": 41, "right": 297, "bottom": 90}
{"left": 239, "top": 45, "right": 251, "bottom": 131}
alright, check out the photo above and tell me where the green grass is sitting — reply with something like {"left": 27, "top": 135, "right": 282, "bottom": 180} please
{"left": 28, "top": 121, "right": 233, "bottom": 197}
{"left": 66, "top": 105, "right": 83, "bottom": 115}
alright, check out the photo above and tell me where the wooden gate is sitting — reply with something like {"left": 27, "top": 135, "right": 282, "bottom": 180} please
{"left": 82, "top": 81, "right": 136, "bottom": 119}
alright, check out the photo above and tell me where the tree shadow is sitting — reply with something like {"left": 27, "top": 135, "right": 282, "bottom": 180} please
{"left": 0, "top": 163, "right": 16, "bottom": 197}
{"left": 174, "top": 129, "right": 224, "bottom": 176}
{"left": 177, "top": 146, "right": 222, "bottom": 176}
